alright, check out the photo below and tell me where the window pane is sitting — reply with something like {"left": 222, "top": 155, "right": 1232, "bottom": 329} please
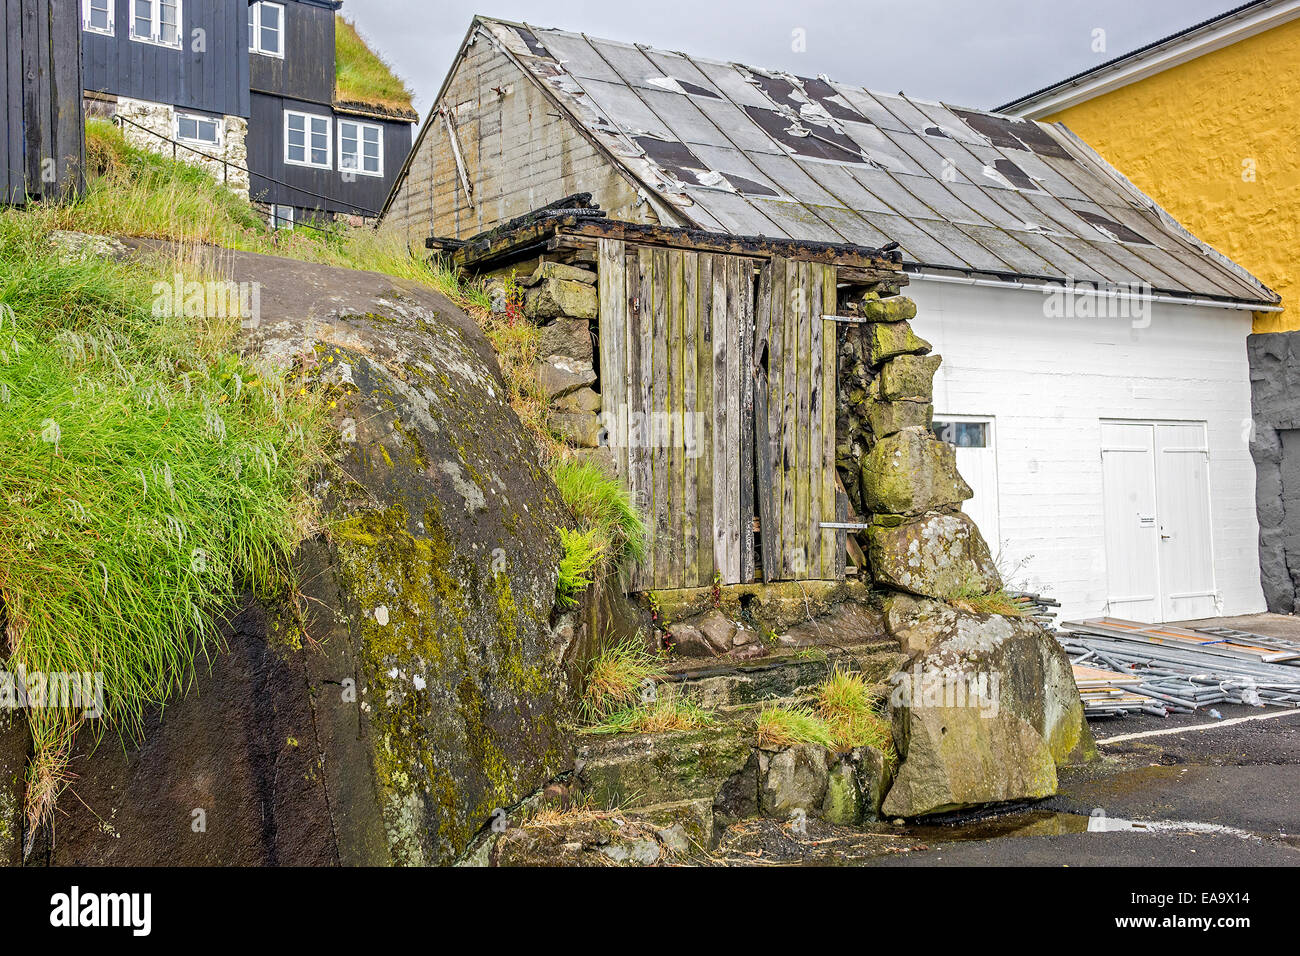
{"left": 160, "top": 0, "right": 177, "bottom": 42}
{"left": 288, "top": 142, "right": 305, "bottom": 162}
{"left": 263, "top": 5, "right": 280, "bottom": 32}
{"left": 932, "top": 421, "right": 987, "bottom": 448}
{"left": 261, "top": 25, "right": 278, "bottom": 52}
{"left": 310, "top": 147, "right": 327, "bottom": 165}
{"left": 178, "top": 116, "right": 195, "bottom": 139}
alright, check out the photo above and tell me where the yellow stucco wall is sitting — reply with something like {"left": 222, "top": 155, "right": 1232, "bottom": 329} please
{"left": 1044, "top": 17, "right": 1300, "bottom": 331}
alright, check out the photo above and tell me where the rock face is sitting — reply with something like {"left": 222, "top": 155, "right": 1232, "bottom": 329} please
{"left": 1247, "top": 332, "right": 1300, "bottom": 613}
{"left": 0, "top": 713, "right": 23, "bottom": 866}
{"left": 12, "top": 249, "right": 582, "bottom": 866}
{"left": 881, "top": 610, "right": 1093, "bottom": 818}
{"left": 867, "top": 511, "right": 1001, "bottom": 599}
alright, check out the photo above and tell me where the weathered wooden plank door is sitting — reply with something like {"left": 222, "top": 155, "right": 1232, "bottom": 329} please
{"left": 754, "top": 257, "right": 842, "bottom": 581}
{"left": 599, "top": 240, "right": 756, "bottom": 590}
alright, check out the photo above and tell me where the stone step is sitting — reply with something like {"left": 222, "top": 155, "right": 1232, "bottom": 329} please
{"left": 662, "top": 641, "right": 906, "bottom": 710}
{"left": 577, "top": 721, "right": 756, "bottom": 812}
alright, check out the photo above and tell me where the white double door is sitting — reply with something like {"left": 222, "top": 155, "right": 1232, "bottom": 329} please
{"left": 1100, "top": 421, "right": 1216, "bottom": 623}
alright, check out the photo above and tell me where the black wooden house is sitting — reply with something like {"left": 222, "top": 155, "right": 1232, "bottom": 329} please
{"left": 75, "top": 0, "right": 415, "bottom": 223}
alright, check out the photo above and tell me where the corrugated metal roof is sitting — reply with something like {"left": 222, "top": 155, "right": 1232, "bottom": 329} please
{"left": 479, "top": 17, "right": 1278, "bottom": 306}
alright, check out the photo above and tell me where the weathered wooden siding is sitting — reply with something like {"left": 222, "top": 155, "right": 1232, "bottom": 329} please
{"left": 249, "top": 0, "right": 333, "bottom": 106}
{"left": 598, "top": 241, "right": 842, "bottom": 589}
{"left": 2, "top": 0, "right": 84, "bottom": 205}
{"left": 756, "top": 257, "right": 841, "bottom": 582}
{"left": 82, "top": 0, "right": 250, "bottom": 117}
{"left": 381, "top": 32, "right": 656, "bottom": 247}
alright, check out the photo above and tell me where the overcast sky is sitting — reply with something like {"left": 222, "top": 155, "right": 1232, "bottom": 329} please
{"left": 343, "top": 0, "right": 1232, "bottom": 118}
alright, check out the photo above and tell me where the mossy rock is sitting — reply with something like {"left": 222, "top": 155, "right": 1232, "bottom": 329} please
{"left": 862, "top": 428, "right": 972, "bottom": 516}
{"left": 239, "top": 252, "right": 581, "bottom": 866}
{"left": 879, "top": 354, "right": 941, "bottom": 402}
{"left": 869, "top": 321, "right": 931, "bottom": 367}
{"left": 881, "top": 611, "right": 1094, "bottom": 818}
{"left": 866, "top": 511, "right": 999, "bottom": 599}
{"left": 853, "top": 294, "right": 917, "bottom": 324}
{"left": 867, "top": 401, "right": 932, "bottom": 439}
{"left": 524, "top": 278, "right": 598, "bottom": 320}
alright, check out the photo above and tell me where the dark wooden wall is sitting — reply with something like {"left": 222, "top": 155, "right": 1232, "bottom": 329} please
{"left": 246, "top": 92, "right": 412, "bottom": 217}
{"left": 2, "top": 0, "right": 85, "bottom": 204}
{"left": 249, "top": 0, "right": 334, "bottom": 105}
{"left": 81, "top": 0, "right": 250, "bottom": 117}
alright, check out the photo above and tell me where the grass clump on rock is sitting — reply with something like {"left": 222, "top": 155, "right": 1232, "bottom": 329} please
{"left": 759, "top": 669, "right": 895, "bottom": 759}
{"left": 0, "top": 205, "right": 324, "bottom": 832}
{"left": 552, "top": 461, "right": 647, "bottom": 609}
{"left": 586, "top": 693, "right": 713, "bottom": 735}
{"left": 580, "top": 638, "right": 667, "bottom": 722}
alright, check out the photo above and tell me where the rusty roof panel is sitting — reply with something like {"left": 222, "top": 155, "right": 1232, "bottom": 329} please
{"left": 482, "top": 18, "right": 1278, "bottom": 304}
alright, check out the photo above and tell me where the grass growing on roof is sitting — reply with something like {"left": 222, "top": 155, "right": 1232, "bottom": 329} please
{"left": 334, "top": 16, "right": 415, "bottom": 115}
{"left": 0, "top": 187, "right": 325, "bottom": 831}
{"left": 580, "top": 637, "right": 667, "bottom": 721}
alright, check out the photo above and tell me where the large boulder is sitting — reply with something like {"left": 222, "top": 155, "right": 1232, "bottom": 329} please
{"left": 862, "top": 428, "right": 972, "bottom": 516}
{"left": 867, "top": 511, "right": 1000, "bottom": 599}
{"left": 29, "top": 247, "right": 583, "bottom": 867}
{"left": 881, "top": 610, "right": 1094, "bottom": 818}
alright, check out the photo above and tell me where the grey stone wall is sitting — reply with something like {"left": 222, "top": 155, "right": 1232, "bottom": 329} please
{"left": 1249, "top": 331, "right": 1300, "bottom": 613}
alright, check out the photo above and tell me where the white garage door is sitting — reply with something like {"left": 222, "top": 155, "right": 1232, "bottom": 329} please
{"left": 1100, "top": 420, "right": 1217, "bottom": 622}
{"left": 933, "top": 416, "right": 1000, "bottom": 552}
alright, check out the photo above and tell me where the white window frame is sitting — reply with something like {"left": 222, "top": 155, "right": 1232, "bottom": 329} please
{"left": 283, "top": 110, "right": 331, "bottom": 169}
{"left": 129, "top": 0, "right": 183, "bottom": 49}
{"left": 337, "top": 120, "right": 384, "bottom": 178}
{"left": 174, "top": 111, "right": 222, "bottom": 148}
{"left": 82, "top": 0, "right": 114, "bottom": 36}
{"left": 248, "top": 2, "right": 285, "bottom": 58}
{"left": 270, "top": 205, "right": 294, "bottom": 230}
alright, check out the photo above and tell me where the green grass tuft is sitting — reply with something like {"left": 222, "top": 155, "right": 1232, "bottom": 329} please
{"left": 553, "top": 460, "right": 647, "bottom": 567}
{"left": 756, "top": 705, "right": 837, "bottom": 749}
{"left": 580, "top": 637, "right": 666, "bottom": 721}
{"left": 585, "top": 693, "right": 713, "bottom": 735}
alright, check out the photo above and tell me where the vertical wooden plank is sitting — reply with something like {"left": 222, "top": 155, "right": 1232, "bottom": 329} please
{"left": 753, "top": 260, "right": 778, "bottom": 583}
{"left": 682, "top": 251, "right": 700, "bottom": 588}
{"left": 767, "top": 256, "right": 785, "bottom": 578}
{"left": 726, "top": 256, "right": 743, "bottom": 583}
{"left": 666, "top": 248, "right": 684, "bottom": 588}
{"left": 822, "top": 265, "right": 841, "bottom": 578}
{"left": 780, "top": 258, "right": 798, "bottom": 579}
{"left": 738, "top": 258, "right": 756, "bottom": 584}
{"left": 808, "top": 263, "right": 824, "bottom": 580}
{"left": 711, "top": 254, "right": 729, "bottom": 582}
{"left": 597, "top": 238, "right": 627, "bottom": 481}
{"left": 651, "top": 247, "right": 670, "bottom": 588}
{"left": 795, "top": 260, "right": 813, "bottom": 580}
{"left": 629, "top": 248, "right": 654, "bottom": 589}
{"left": 697, "top": 253, "right": 715, "bottom": 587}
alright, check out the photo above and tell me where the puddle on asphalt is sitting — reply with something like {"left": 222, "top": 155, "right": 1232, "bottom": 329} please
{"left": 890, "top": 808, "right": 1258, "bottom": 844}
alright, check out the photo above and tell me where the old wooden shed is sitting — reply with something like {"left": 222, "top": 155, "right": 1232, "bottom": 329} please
{"left": 439, "top": 211, "right": 907, "bottom": 591}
